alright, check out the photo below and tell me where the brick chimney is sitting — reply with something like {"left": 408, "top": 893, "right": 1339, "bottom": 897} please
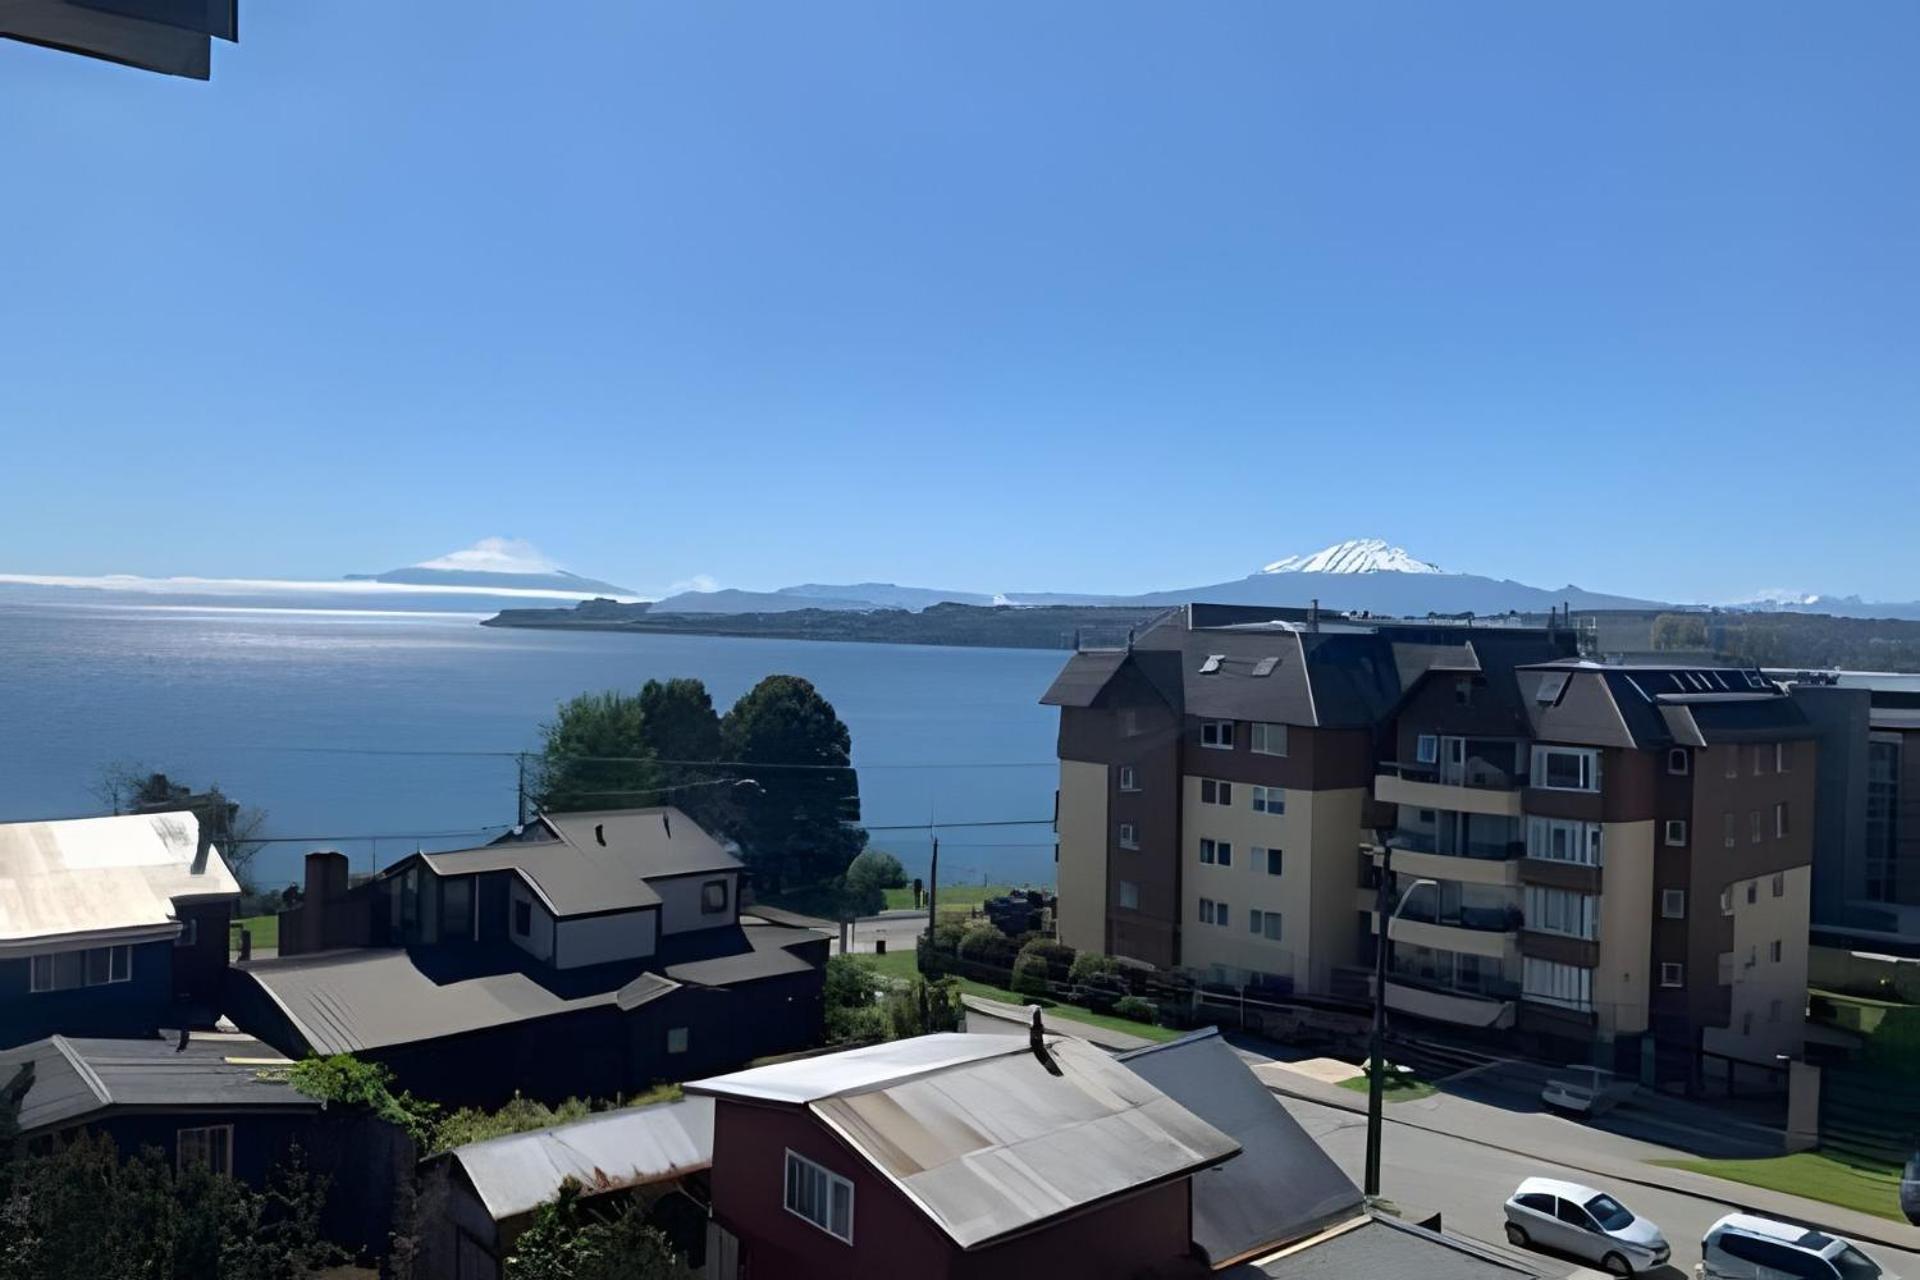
{"left": 299, "top": 851, "right": 350, "bottom": 954}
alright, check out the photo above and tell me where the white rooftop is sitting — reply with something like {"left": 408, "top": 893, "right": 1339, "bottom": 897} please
{"left": 0, "top": 811, "right": 239, "bottom": 954}
{"left": 686, "top": 1032, "right": 1025, "bottom": 1105}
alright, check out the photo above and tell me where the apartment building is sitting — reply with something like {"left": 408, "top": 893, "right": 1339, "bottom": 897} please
{"left": 1040, "top": 605, "right": 1573, "bottom": 993}
{"left": 1374, "top": 660, "right": 1816, "bottom": 1081}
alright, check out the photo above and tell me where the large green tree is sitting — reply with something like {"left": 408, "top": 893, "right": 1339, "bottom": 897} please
{"left": 534, "top": 691, "right": 659, "bottom": 814}
{"left": 505, "top": 1181, "right": 692, "bottom": 1280}
{"left": 93, "top": 767, "right": 268, "bottom": 890}
{"left": 637, "top": 679, "right": 730, "bottom": 833}
{"left": 720, "top": 676, "right": 867, "bottom": 894}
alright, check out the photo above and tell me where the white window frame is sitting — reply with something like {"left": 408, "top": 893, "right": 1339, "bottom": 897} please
{"left": 1664, "top": 819, "right": 1688, "bottom": 847}
{"left": 1661, "top": 889, "right": 1686, "bottom": 919}
{"left": 1117, "top": 880, "right": 1139, "bottom": 910}
{"left": 1667, "top": 748, "right": 1689, "bottom": 776}
{"left": 177, "top": 1124, "right": 234, "bottom": 1177}
{"left": 1750, "top": 809, "right": 1763, "bottom": 845}
{"left": 1117, "top": 822, "right": 1138, "bottom": 851}
{"left": 1772, "top": 873, "right": 1785, "bottom": 897}
{"left": 1247, "top": 908, "right": 1282, "bottom": 942}
{"left": 1531, "top": 745, "right": 1600, "bottom": 793}
{"left": 1522, "top": 958, "right": 1593, "bottom": 1012}
{"left": 1775, "top": 741, "right": 1792, "bottom": 773}
{"left": 1524, "top": 885, "right": 1597, "bottom": 940}
{"left": 1752, "top": 744, "right": 1768, "bottom": 776}
{"left": 1525, "top": 817, "right": 1602, "bottom": 867}
{"left": 1415, "top": 735, "right": 1439, "bottom": 765}
{"left": 1251, "top": 784, "right": 1285, "bottom": 815}
{"left": 1660, "top": 962, "right": 1684, "bottom": 989}
{"left": 1200, "top": 720, "right": 1235, "bottom": 750}
{"left": 1720, "top": 888, "right": 1733, "bottom": 916}
{"left": 1723, "top": 810, "right": 1736, "bottom": 848}
{"left": 1117, "top": 764, "right": 1139, "bottom": 792}
{"left": 784, "top": 1149, "right": 854, "bottom": 1244}
{"left": 1775, "top": 801, "right": 1790, "bottom": 839}
{"left": 1199, "top": 838, "right": 1217, "bottom": 865}
{"left": 1251, "top": 722, "right": 1288, "bottom": 756}
{"left": 1200, "top": 778, "right": 1232, "bottom": 806}
{"left": 1259, "top": 847, "right": 1283, "bottom": 876}
{"left": 29, "top": 945, "right": 131, "bottom": 994}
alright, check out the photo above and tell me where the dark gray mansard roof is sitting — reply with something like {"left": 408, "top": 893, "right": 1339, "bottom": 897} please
{"left": 0, "top": 1032, "right": 311, "bottom": 1135}
{"left": 1519, "top": 662, "right": 1810, "bottom": 750}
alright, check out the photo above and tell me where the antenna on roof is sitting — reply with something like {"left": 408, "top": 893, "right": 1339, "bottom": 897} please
{"left": 1029, "top": 1006, "right": 1061, "bottom": 1076}
{"left": 661, "top": 811, "right": 672, "bottom": 839}
{"left": 594, "top": 823, "right": 606, "bottom": 847}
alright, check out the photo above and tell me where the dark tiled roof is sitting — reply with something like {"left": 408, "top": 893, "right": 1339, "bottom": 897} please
{"left": 1039, "top": 651, "right": 1131, "bottom": 708}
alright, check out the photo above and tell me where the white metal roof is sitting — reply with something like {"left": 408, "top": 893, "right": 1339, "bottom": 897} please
{"left": 448, "top": 1097, "right": 714, "bottom": 1222}
{"left": 0, "top": 812, "right": 239, "bottom": 954}
{"left": 685, "top": 1032, "right": 1026, "bottom": 1105}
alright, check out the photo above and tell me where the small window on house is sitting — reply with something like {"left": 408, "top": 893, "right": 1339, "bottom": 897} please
{"left": 177, "top": 1125, "right": 233, "bottom": 1177}
{"left": 1118, "top": 764, "right": 1138, "bottom": 792}
{"left": 1416, "top": 735, "right": 1439, "bottom": 765}
{"left": 514, "top": 899, "right": 533, "bottom": 937}
{"left": 1251, "top": 656, "right": 1280, "bottom": 677}
{"left": 1118, "top": 881, "right": 1139, "bottom": 910}
{"left": 29, "top": 955, "right": 53, "bottom": 993}
{"left": 701, "top": 879, "right": 730, "bottom": 914}
{"left": 1252, "top": 785, "right": 1285, "bottom": 815}
{"left": 174, "top": 919, "right": 198, "bottom": 948}
{"left": 1664, "top": 820, "right": 1688, "bottom": 847}
{"left": 1534, "top": 672, "right": 1569, "bottom": 704}
{"left": 1750, "top": 810, "right": 1763, "bottom": 845}
{"left": 1660, "top": 963, "right": 1684, "bottom": 988}
{"left": 1667, "top": 748, "right": 1689, "bottom": 776}
{"left": 1250, "top": 722, "right": 1287, "bottom": 756}
{"left": 1775, "top": 801, "right": 1790, "bottom": 839}
{"left": 85, "top": 948, "right": 113, "bottom": 986}
{"left": 1747, "top": 882, "right": 1758, "bottom": 905}
{"left": 1723, "top": 811, "right": 1736, "bottom": 848}
{"left": 666, "top": 1027, "right": 689, "bottom": 1054}
{"left": 1725, "top": 749, "right": 1740, "bottom": 779}
{"left": 1264, "top": 848, "right": 1283, "bottom": 876}
{"left": 1720, "top": 889, "right": 1733, "bottom": 916}
{"left": 1776, "top": 741, "right": 1793, "bottom": 772}
{"left": 1120, "top": 709, "right": 1143, "bottom": 737}
{"left": 1199, "top": 654, "right": 1224, "bottom": 675}
{"left": 1199, "top": 838, "right": 1217, "bottom": 865}
{"left": 1198, "top": 898, "right": 1230, "bottom": 926}
{"left": 1215, "top": 841, "right": 1232, "bottom": 867}
{"left": 1118, "top": 823, "right": 1138, "bottom": 850}
{"left": 1248, "top": 909, "right": 1283, "bottom": 941}
{"left": 1772, "top": 873, "right": 1784, "bottom": 897}
{"left": 1662, "top": 889, "right": 1686, "bottom": 919}
{"left": 1752, "top": 744, "right": 1768, "bottom": 776}
{"left": 1200, "top": 720, "right": 1234, "bottom": 749}
{"left": 1454, "top": 678, "right": 1473, "bottom": 706}
{"left": 1770, "top": 939, "right": 1783, "bottom": 963}
{"left": 785, "top": 1150, "right": 854, "bottom": 1244}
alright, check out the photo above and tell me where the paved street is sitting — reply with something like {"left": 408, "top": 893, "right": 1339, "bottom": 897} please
{"left": 1280, "top": 1089, "right": 1920, "bottom": 1279}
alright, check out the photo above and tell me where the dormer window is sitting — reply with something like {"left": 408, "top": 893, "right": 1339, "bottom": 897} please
{"left": 701, "top": 879, "right": 730, "bottom": 915}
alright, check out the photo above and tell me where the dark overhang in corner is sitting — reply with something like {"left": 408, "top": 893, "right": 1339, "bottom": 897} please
{"left": 3, "top": 0, "right": 237, "bottom": 79}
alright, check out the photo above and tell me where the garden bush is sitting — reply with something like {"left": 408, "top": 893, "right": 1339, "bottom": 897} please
{"left": 1011, "top": 954, "right": 1051, "bottom": 998}
{"left": 1017, "top": 938, "right": 1076, "bottom": 978}
{"left": 1069, "top": 952, "right": 1124, "bottom": 985}
{"left": 957, "top": 922, "right": 1016, "bottom": 967}
{"left": 1113, "top": 995, "right": 1156, "bottom": 1023}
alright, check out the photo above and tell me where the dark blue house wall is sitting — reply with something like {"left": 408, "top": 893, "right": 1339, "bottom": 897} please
{"left": 0, "top": 939, "right": 174, "bottom": 1048}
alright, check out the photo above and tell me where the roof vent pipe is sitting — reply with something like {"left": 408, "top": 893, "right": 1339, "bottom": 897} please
{"left": 1309, "top": 598, "right": 1320, "bottom": 633}
{"left": 595, "top": 823, "right": 606, "bottom": 847}
{"left": 1028, "top": 1006, "right": 1062, "bottom": 1077}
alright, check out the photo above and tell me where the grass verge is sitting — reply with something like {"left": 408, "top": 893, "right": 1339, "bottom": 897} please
{"left": 881, "top": 883, "right": 1021, "bottom": 913}
{"left": 1651, "top": 1152, "right": 1905, "bottom": 1223}
{"left": 231, "top": 913, "right": 279, "bottom": 952}
{"left": 1336, "top": 1073, "right": 1437, "bottom": 1102}
{"left": 844, "top": 951, "right": 1180, "bottom": 1043}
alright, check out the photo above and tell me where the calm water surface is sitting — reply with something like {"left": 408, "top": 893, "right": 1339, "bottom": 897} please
{"left": 0, "top": 603, "right": 1064, "bottom": 889}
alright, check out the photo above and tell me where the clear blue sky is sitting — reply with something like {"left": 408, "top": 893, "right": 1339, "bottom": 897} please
{"left": 3, "top": 2, "right": 1916, "bottom": 603}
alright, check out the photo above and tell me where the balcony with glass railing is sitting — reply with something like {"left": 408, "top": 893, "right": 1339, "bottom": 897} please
{"left": 1376, "top": 738, "right": 1530, "bottom": 817}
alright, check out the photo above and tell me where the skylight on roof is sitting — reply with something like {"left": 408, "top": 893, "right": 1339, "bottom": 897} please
{"left": 1251, "top": 656, "right": 1279, "bottom": 677}
{"left": 1535, "top": 672, "right": 1569, "bottom": 704}
{"left": 1199, "top": 654, "right": 1224, "bottom": 674}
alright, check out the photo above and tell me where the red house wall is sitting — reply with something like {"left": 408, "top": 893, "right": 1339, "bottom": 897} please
{"left": 708, "top": 1098, "right": 1197, "bottom": 1280}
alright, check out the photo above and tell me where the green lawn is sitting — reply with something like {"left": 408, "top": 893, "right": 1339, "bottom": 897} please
{"left": 881, "top": 883, "right": 1022, "bottom": 914}
{"left": 1652, "top": 1152, "right": 1905, "bottom": 1223}
{"left": 1337, "top": 1073, "right": 1437, "bottom": 1102}
{"left": 845, "top": 951, "right": 1180, "bottom": 1043}
{"left": 231, "top": 913, "right": 279, "bottom": 952}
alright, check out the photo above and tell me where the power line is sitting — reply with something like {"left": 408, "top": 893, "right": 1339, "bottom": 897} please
{"left": 243, "top": 824, "right": 516, "bottom": 844}
{"left": 235, "top": 745, "right": 1056, "bottom": 771}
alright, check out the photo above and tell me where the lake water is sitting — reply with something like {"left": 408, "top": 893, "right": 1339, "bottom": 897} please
{"left": 0, "top": 603, "right": 1066, "bottom": 891}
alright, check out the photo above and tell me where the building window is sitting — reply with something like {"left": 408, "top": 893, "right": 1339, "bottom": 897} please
{"left": 1525, "top": 817, "right": 1602, "bottom": 867}
{"left": 1776, "top": 741, "right": 1793, "bottom": 773}
{"left": 1117, "top": 880, "right": 1139, "bottom": 910}
{"left": 513, "top": 899, "right": 533, "bottom": 937}
{"left": 1200, "top": 720, "right": 1234, "bottom": 750}
{"left": 1720, "top": 888, "right": 1733, "bottom": 916}
{"left": 1522, "top": 958, "right": 1593, "bottom": 1011}
{"left": 1120, "top": 709, "right": 1143, "bottom": 738}
{"left": 1199, "top": 838, "right": 1233, "bottom": 866}
{"left": 1772, "top": 873, "right": 1785, "bottom": 897}
{"left": 1770, "top": 939, "right": 1783, "bottom": 963}
{"left": 1662, "top": 889, "right": 1686, "bottom": 919}
{"left": 1660, "top": 962, "right": 1684, "bottom": 989}
{"left": 1667, "top": 748, "right": 1689, "bottom": 776}
{"left": 1775, "top": 802, "right": 1790, "bottom": 839}
{"left": 1118, "top": 764, "right": 1138, "bottom": 792}
{"left": 1531, "top": 746, "right": 1599, "bottom": 792}
{"left": 1725, "top": 748, "right": 1740, "bottom": 779}
{"left": 177, "top": 1125, "right": 233, "bottom": 1177}
{"left": 1664, "top": 819, "right": 1688, "bottom": 847}
{"left": 174, "top": 919, "right": 198, "bottom": 948}
{"left": 667, "top": 1027, "right": 689, "bottom": 1054}
{"left": 1198, "top": 898, "right": 1230, "bottom": 927}
{"left": 1750, "top": 810, "right": 1763, "bottom": 845}
{"left": 1248, "top": 909, "right": 1283, "bottom": 941}
{"left": 1416, "top": 735, "right": 1439, "bottom": 765}
{"left": 784, "top": 1150, "right": 854, "bottom": 1244}
{"left": 1747, "top": 881, "right": 1758, "bottom": 905}
{"left": 701, "top": 879, "right": 730, "bottom": 915}
{"left": 1261, "top": 847, "right": 1283, "bottom": 876}
{"left": 1200, "top": 778, "right": 1233, "bottom": 806}
{"left": 1251, "top": 785, "right": 1285, "bottom": 815}
{"left": 1752, "top": 744, "right": 1769, "bottom": 775}
{"left": 29, "top": 945, "right": 130, "bottom": 993}
{"left": 1251, "top": 722, "right": 1288, "bottom": 756}
{"left": 1524, "top": 886, "right": 1597, "bottom": 940}
{"left": 1722, "top": 811, "right": 1736, "bottom": 848}
{"left": 1454, "top": 678, "right": 1474, "bottom": 706}
{"left": 1118, "top": 823, "right": 1138, "bottom": 850}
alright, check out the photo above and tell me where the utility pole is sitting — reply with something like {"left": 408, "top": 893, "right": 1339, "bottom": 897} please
{"left": 926, "top": 834, "right": 939, "bottom": 940}
{"left": 516, "top": 755, "right": 529, "bottom": 827}
{"left": 1364, "top": 843, "right": 1392, "bottom": 1198}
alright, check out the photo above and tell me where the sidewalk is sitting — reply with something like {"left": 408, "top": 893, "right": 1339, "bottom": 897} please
{"left": 1254, "top": 1061, "right": 1920, "bottom": 1257}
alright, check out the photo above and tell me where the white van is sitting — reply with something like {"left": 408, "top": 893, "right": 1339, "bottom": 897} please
{"left": 1698, "top": 1212, "right": 1893, "bottom": 1280}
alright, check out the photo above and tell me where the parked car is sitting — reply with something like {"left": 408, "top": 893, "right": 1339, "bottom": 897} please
{"left": 1541, "top": 1065, "right": 1637, "bottom": 1116}
{"left": 1699, "top": 1212, "right": 1893, "bottom": 1280}
{"left": 1901, "top": 1152, "right": 1920, "bottom": 1226}
{"left": 1504, "top": 1177, "right": 1670, "bottom": 1277}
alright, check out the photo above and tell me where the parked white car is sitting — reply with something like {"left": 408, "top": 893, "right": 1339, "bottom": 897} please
{"left": 1504, "top": 1177, "right": 1670, "bottom": 1277}
{"left": 1541, "top": 1065, "right": 1637, "bottom": 1116}
{"left": 1698, "top": 1212, "right": 1893, "bottom": 1280}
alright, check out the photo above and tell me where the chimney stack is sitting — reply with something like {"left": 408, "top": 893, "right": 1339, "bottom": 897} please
{"left": 300, "top": 851, "right": 350, "bottom": 954}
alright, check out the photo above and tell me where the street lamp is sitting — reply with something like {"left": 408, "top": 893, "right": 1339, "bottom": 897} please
{"left": 1363, "top": 847, "right": 1437, "bottom": 1199}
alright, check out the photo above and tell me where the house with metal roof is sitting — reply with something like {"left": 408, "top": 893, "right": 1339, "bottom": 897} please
{"left": 0, "top": 1028, "right": 408, "bottom": 1256}
{"left": 0, "top": 811, "right": 241, "bottom": 1048}
{"left": 685, "top": 1029, "right": 1241, "bottom": 1280}
{"left": 226, "top": 807, "right": 827, "bottom": 1107}
{"left": 415, "top": 1096, "right": 715, "bottom": 1280}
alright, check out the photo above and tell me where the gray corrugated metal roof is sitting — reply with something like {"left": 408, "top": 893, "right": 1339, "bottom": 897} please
{"left": 1117, "top": 1029, "right": 1362, "bottom": 1263}
{"left": 448, "top": 1097, "right": 714, "bottom": 1222}
{"left": 544, "top": 809, "right": 743, "bottom": 879}
{"left": 420, "top": 840, "right": 661, "bottom": 914}
{"left": 0, "top": 1033, "right": 307, "bottom": 1135}
{"left": 0, "top": 811, "right": 239, "bottom": 953}
{"left": 234, "top": 949, "right": 640, "bottom": 1055}
{"left": 1228, "top": 1215, "right": 1536, "bottom": 1278}
{"left": 692, "top": 1033, "right": 1240, "bottom": 1251}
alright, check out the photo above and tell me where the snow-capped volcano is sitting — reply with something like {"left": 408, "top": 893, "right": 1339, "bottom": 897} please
{"left": 1260, "top": 539, "right": 1443, "bottom": 576}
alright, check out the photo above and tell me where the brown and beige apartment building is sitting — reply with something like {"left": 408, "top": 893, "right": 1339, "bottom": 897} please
{"left": 1044, "top": 606, "right": 1819, "bottom": 1081}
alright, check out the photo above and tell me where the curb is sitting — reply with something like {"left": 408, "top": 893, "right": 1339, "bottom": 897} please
{"left": 1262, "top": 1077, "right": 1920, "bottom": 1257}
